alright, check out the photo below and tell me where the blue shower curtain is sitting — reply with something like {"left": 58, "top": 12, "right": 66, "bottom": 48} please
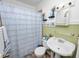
{"left": 0, "top": 1, "right": 42, "bottom": 58}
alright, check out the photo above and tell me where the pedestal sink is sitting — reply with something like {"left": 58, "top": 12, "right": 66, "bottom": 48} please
{"left": 47, "top": 37, "right": 75, "bottom": 57}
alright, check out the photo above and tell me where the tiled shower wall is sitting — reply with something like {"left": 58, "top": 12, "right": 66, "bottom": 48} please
{"left": 0, "top": 2, "right": 42, "bottom": 58}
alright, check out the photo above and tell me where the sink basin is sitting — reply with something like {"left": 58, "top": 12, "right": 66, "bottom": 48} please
{"left": 47, "top": 37, "right": 75, "bottom": 56}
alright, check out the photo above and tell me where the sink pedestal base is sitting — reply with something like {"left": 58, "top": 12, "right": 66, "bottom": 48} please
{"left": 50, "top": 51, "right": 54, "bottom": 58}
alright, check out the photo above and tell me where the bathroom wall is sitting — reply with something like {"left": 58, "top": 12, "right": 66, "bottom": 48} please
{"left": 43, "top": 25, "right": 79, "bottom": 44}
{"left": 36, "top": 0, "right": 79, "bottom": 44}
{"left": 2, "top": 0, "right": 36, "bottom": 10}
{"left": 70, "top": 0, "right": 79, "bottom": 24}
{"left": 36, "top": 0, "right": 79, "bottom": 24}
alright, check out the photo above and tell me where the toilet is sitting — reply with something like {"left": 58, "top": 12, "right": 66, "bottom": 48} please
{"left": 34, "top": 47, "right": 46, "bottom": 58}
{"left": 34, "top": 39, "right": 48, "bottom": 58}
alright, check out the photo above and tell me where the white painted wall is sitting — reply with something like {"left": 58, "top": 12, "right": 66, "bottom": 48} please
{"left": 2, "top": 0, "right": 36, "bottom": 10}
{"left": 36, "top": 0, "right": 57, "bottom": 19}
{"left": 16, "top": 0, "right": 41, "bottom": 7}
{"left": 70, "top": 0, "right": 79, "bottom": 24}
{"left": 36, "top": 0, "right": 79, "bottom": 24}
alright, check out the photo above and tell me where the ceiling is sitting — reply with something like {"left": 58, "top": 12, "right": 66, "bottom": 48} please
{"left": 17, "top": 0, "right": 42, "bottom": 6}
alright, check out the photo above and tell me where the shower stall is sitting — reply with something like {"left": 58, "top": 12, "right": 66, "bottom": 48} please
{"left": 0, "top": 1, "right": 42, "bottom": 58}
